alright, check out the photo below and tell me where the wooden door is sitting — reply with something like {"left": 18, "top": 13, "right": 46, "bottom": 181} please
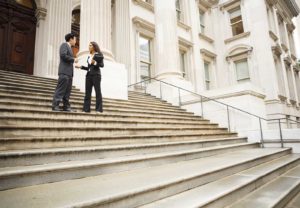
{"left": 0, "top": 0, "right": 36, "bottom": 75}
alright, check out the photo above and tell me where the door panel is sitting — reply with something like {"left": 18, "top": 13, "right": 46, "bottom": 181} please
{"left": 0, "top": 1, "right": 36, "bottom": 74}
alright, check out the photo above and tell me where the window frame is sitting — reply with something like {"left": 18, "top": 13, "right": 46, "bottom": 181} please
{"left": 229, "top": 6, "right": 244, "bottom": 36}
{"left": 234, "top": 58, "right": 250, "bottom": 82}
{"left": 204, "top": 62, "right": 211, "bottom": 90}
{"left": 139, "top": 35, "right": 152, "bottom": 82}
{"left": 199, "top": 9, "right": 205, "bottom": 34}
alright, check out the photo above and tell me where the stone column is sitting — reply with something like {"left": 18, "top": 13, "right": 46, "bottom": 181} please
{"left": 114, "top": 0, "right": 131, "bottom": 80}
{"left": 34, "top": 0, "right": 72, "bottom": 78}
{"left": 79, "top": 0, "right": 114, "bottom": 61}
{"left": 273, "top": 8, "right": 291, "bottom": 100}
{"left": 154, "top": 0, "right": 181, "bottom": 79}
{"left": 33, "top": 7, "right": 47, "bottom": 76}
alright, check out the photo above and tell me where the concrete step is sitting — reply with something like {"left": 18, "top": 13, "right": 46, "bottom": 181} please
{"left": 0, "top": 81, "right": 81, "bottom": 94}
{"left": 284, "top": 190, "right": 300, "bottom": 208}
{"left": 0, "top": 125, "right": 229, "bottom": 137}
{"left": 139, "top": 154, "right": 300, "bottom": 208}
{"left": 0, "top": 69, "right": 57, "bottom": 83}
{"left": 0, "top": 71, "right": 164, "bottom": 103}
{"left": 0, "top": 76, "right": 77, "bottom": 89}
{"left": 0, "top": 116, "right": 216, "bottom": 128}
{"left": 0, "top": 134, "right": 239, "bottom": 151}
{"left": 0, "top": 140, "right": 252, "bottom": 167}
{"left": 228, "top": 164, "right": 300, "bottom": 208}
{"left": 0, "top": 94, "right": 188, "bottom": 114}
{"left": 0, "top": 148, "right": 291, "bottom": 208}
{"left": 0, "top": 87, "right": 175, "bottom": 108}
{"left": 0, "top": 143, "right": 258, "bottom": 191}
{"left": 0, "top": 108, "right": 206, "bottom": 123}
{"left": 0, "top": 101, "right": 200, "bottom": 119}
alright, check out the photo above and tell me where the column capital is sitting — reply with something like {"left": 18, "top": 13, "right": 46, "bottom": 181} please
{"left": 35, "top": 7, "right": 47, "bottom": 26}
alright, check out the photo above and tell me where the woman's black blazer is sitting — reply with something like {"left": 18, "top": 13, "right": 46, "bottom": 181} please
{"left": 81, "top": 52, "right": 104, "bottom": 75}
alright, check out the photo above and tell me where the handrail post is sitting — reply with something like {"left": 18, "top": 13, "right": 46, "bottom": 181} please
{"left": 227, "top": 106, "right": 230, "bottom": 132}
{"left": 159, "top": 81, "right": 162, "bottom": 99}
{"left": 200, "top": 96, "right": 204, "bottom": 118}
{"left": 178, "top": 88, "right": 181, "bottom": 106}
{"left": 259, "top": 118, "right": 264, "bottom": 148}
{"left": 278, "top": 119, "right": 284, "bottom": 148}
{"left": 144, "top": 81, "right": 147, "bottom": 94}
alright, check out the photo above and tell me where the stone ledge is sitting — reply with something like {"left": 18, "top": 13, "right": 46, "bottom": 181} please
{"left": 177, "top": 21, "right": 191, "bottom": 31}
{"left": 281, "top": 43, "right": 289, "bottom": 52}
{"left": 199, "top": 33, "right": 214, "bottom": 43}
{"left": 200, "top": 48, "right": 217, "bottom": 59}
{"left": 132, "top": 16, "right": 155, "bottom": 33}
{"left": 224, "top": 32, "right": 251, "bottom": 44}
{"left": 269, "top": 30, "right": 278, "bottom": 42}
{"left": 132, "top": 0, "right": 154, "bottom": 12}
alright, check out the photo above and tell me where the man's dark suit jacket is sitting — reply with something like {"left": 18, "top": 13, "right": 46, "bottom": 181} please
{"left": 58, "top": 42, "right": 75, "bottom": 77}
{"left": 81, "top": 52, "right": 104, "bottom": 75}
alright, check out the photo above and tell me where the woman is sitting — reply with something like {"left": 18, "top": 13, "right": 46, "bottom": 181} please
{"left": 75, "top": 42, "right": 104, "bottom": 113}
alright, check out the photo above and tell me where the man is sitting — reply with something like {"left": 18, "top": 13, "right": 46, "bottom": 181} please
{"left": 52, "top": 33, "right": 78, "bottom": 112}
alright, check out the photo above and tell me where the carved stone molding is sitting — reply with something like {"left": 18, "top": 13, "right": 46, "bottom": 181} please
{"left": 269, "top": 30, "right": 279, "bottom": 42}
{"left": 132, "top": 16, "right": 155, "bottom": 33}
{"left": 272, "top": 44, "right": 282, "bottom": 56}
{"left": 132, "top": 0, "right": 154, "bottom": 12}
{"left": 199, "top": 33, "right": 214, "bottom": 43}
{"left": 200, "top": 48, "right": 217, "bottom": 59}
{"left": 224, "top": 32, "right": 251, "bottom": 44}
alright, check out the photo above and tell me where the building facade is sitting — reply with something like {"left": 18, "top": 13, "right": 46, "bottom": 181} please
{"left": 1, "top": 0, "right": 300, "bottom": 133}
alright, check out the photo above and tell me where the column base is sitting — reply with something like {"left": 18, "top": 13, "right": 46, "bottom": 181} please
{"left": 74, "top": 52, "right": 128, "bottom": 100}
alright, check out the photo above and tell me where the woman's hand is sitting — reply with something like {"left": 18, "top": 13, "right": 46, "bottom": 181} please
{"left": 74, "top": 63, "right": 81, "bottom": 68}
{"left": 91, "top": 59, "right": 95, "bottom": 65}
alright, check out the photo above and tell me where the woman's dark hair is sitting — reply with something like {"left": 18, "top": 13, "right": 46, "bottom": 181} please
{"left": 90, "top": 41, "right": 101, "bottom": 53}
{"left": 65, "top": 33, "right": 75, "bottom": 42}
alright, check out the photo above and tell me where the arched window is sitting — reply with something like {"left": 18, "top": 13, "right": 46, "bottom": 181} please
{"left": 15, "top": 0, "right": 34, "bottom": 9}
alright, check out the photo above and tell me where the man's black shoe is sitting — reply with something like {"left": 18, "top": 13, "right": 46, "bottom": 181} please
{"left": 52, "top": 106, "right": 61, "bottom": 111}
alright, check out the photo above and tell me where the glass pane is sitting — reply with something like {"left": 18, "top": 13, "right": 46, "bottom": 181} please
{"left": 206, "top": 81, "right": 210, "bottom": 90}
{"left": 180, "top": 52, "right": 185, "bottom": 77}
{"left": 72, "top": 10, "right": 80, "bottom": 25}
{"left": 199, "top": 10, "right": 205, "bottom": 33}
{"left": 230, "top": 8, "right": 241, "bottom": 19}
{"left": 230, "top": 15, "right": 242, "bottom": 24}
{"left": 140, "top": 62, "right": 150, "bottom": 78}
{"left": 204, "top": 62, "right": 210, "bottom": 81}
{"left": 15, "top": 0, "right": 33, "bottom": 9}
{"left": 235, "top": 59, "right": 250, "bottom": 81}
{"left": 176, "top": 0, "right": 181, "bottom": 10}
{"left": 139, "top": 37, "right": 150, "bottom": 62}
{"left": 232, "top": 21, "right": 244, "bottom": 36}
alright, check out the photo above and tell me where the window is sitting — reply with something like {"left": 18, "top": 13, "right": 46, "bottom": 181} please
{"left": 139, "top": 36, "right": 151, "bottom": 81}
{"left": 288, "top": 31, "right": 296, "bottom": 55}
{"left": 204, "top": 62, "right": 210, "bottom": 90}
{"left": 274, "top": 57, "right": 286, "bottom": 96}
{"left": 285, "top": 63, "right": 296, "bottom": 101}
{"left": 15, "top": 0, "right": 34, "bottom": 9}
{"left": 295, "top": 71, "right": 300, "bottom": 103}
{"left": 229, "top": 7, "right": 244, "bottom": 36}
{"left": 235, "top": 59, "right": 250, "bottom": 82}
{"left": 199, "top": 9, "right": 205, "bottom": 33}
{"left": 297, "top": 117, "right": 300, "bottom": 128}
{"left": 179, "top": 50, "right": 186, "bottom": 78}
{"left": 278, "top": 15, "right": 287, "bottom": 46}
{"left": 176, "top": 0, "right": 182, "bottom": 22}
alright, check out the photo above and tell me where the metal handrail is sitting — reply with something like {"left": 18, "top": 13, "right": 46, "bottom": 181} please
{"left": 128, "top": 77, "right": 300, "bottom": 148}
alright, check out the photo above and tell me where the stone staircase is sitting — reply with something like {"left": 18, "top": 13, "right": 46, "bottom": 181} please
{"left": 0, "top": 69, "right": 299, "bottom": 208}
